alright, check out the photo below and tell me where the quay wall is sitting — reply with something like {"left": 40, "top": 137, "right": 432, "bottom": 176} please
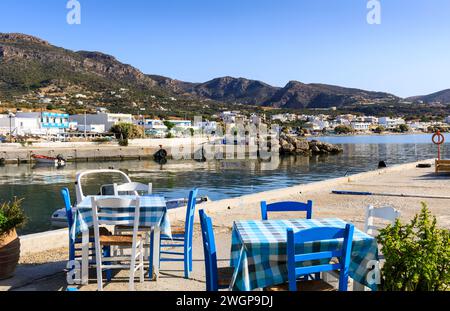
{"left": 0, "top": 137, "right": 208, "bottom": 164}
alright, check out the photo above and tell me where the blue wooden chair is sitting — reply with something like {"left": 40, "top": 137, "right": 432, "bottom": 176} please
{"left": 260, "top": 201, "right": 313, "bottom": 221}
{"left": 267, "top": 224, "right": 354, "bottom": 291}
{"left": 152, "top": 189, "right": 198, "bottom": 279}
{"left": 199, "top": 209, "right": 234, "bottom": 291}
{"left": 60, "top": 188, "right": 111, "bottom": 279}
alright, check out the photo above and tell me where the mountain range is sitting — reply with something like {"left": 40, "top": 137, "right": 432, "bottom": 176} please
{"left": 1, "top": 33, "right": 449, "bottom": 112}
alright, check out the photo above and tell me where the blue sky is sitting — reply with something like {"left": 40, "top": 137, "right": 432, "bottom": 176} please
{"left": 0, "top": 0, "right": 449, "bottom": 97}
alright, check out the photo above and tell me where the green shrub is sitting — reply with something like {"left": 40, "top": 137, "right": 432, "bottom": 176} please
{"left": 0, "top": 199, "right": 27, "bottom": 235}
{"left": 118, "top": 138, "right": 129, "bottom": 147}
{"left": 377, "top": 203, "right": 450, "bottom": 291}
{"left": 334, "top": 125, "right": 354, "bottom": 135}
{"left": 110, "top": 123, "right": 144, "bottom": 140}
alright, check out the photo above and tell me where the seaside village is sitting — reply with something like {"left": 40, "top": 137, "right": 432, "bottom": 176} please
{"left": 1, "top": 106, "right": 450, "bottom": 142}
{"left": 1, "top": 94, "right": 450, "bottom": 294}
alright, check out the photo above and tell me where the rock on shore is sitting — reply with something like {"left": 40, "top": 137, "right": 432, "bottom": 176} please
{"left": 279, "top": 134, "right": 343, "bottom": 155}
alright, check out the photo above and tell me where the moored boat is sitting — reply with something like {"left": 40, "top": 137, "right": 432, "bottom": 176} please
{"left": 32, "top": 154, "right": 66, "bottom": 167}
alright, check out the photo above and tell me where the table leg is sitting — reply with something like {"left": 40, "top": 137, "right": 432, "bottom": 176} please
{"left": 151, "top": 227, "right": 161, "bottom": 281}
{"left": 81, "top": 230, "right": 89, "bottom": 285}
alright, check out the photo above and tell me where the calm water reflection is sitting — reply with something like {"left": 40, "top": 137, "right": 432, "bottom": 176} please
{"left": 0, "top": 134, "right": 446, "bottom": 234}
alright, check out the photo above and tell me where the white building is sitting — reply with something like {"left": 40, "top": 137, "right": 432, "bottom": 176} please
{"left": 351, "top": 121, "right": 371, "bottom": 131}
{"left": 69, "top": 112, "right": 133, "bottom": 132}
{"left": 77, "top": 124, "right": 106, "bottom": 133}
{"left": 220, "top": 111, "right": 242, "bottom": 124}
{"left": 193, "top": 120, "right": 218, "bottom": 131}
{"left": 0, "top": 112, "right": 69, "bottom": 136}
{"left": 378, "top": 117, "right": 406, "bottom": 129}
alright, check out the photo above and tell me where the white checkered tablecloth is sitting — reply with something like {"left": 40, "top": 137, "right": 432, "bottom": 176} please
{"left": 230, "top": 218, "right": 379, "bottom": 291}
{"left": 71, "top": 195, "right": 171, "bottom": 239}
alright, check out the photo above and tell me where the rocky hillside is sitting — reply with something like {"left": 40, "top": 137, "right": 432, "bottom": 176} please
{"left": 407, "top": 89, "right": 450, "bottom": 104}
{"left": 1, "top": 32, "right": 443, "bottom": 112}
{"left": 0, "top": 33, "right": 160, "bottom": 95}
{"left": 263, "top": 81, "right": 397, "bottom": 109}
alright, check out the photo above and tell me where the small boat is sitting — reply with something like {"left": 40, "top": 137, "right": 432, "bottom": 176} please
{"left": 50, "top": 169, "right": 209, "bottom": 228}
{"left": 32, "top": 154, "right": 66, "bottom": 167}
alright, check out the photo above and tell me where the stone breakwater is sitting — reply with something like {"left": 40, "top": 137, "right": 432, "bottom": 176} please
{"left": 279, "top": 134, "right": 343, "bottom": 156}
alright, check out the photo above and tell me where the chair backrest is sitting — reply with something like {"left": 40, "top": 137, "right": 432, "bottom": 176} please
{"left": 364, "top": 205, "right": 400, "bottom": 236}
{"left": 113, "top": 182, "right": 152, "bottom": 196}
{"left": 184, "top": 189, "right": 199, "bottom": 247}
{"left": 199, "top": 209, "right": 218, "bottom": 291}
{"left": 91, "top": 197, "right": 141, "bottom": 246}
{"left": 261, "top": 201, "right": 313, "bottom": 220}
{"left": 60, "top": 188, "right": 74, "bottom": 229}
{"left": 287, "top": 224, "right": 354, "bottom": 291}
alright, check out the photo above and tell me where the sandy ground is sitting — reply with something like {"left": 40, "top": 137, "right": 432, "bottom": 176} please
{"left": 3, "top": 158, "right": 450, "bottom": 291}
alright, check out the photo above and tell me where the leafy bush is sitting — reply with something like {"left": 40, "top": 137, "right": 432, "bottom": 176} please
{"left": 163, "top": 121, "right": 175, "bottom": 132}
{"left": 0, "top": 199, "right": 27, "bottom": 235}
{"left": 334, "top": 125, "right": 354, "bottom": 134}
{"left": 377, "top": 203, "right": 450, "bottom": 291}
{"left": 398, "top": 124, "right": 410, "bottom": 133}
{"left": 110, "top": 123, "right": 144, "bottom": 140}
{"left": 373, "top": 126, "right": 385, "bottom": 134}
{"left": 118, "top": 138, "right": 129, "bottom": 147}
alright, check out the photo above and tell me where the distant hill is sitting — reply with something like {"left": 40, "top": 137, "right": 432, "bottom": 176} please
{"left": 151, "top": 76, "right": 281, "bottom": 105}
{"left": 0, "top": 33, "right": 161, "bottom": 95}
{"left": 2, "top": 32, "right": 445, "bottom": 113}
{"left": 263, "top": 81, "right": 397, "bottom": 109}
{"left": 407, "top": 89, "right": 450, "bottom": 104}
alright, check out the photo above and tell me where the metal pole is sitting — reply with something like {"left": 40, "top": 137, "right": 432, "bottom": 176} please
{"left": 84, "top": 111, "right": 87, "bottom": 141}
{"left": 9, "top": 114, "right": 12, "bottom": 143}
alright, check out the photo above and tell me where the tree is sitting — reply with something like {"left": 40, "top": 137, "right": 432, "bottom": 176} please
{"left": 163, "top": 121, "right": 176, "bottom": 132}
{"left": 110, "top": 123, "right": 144, "bottom": 140}
{"left": 334, "top": 125, "right": 354, "bottom": 135}
{"left": 373, "top": 126, "right": 385, "bottom": 134}
{"left": 398, "top": 124, "right": 409, "bottom": 133}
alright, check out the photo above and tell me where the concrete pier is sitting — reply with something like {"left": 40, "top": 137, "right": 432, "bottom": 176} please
{"left": 0, "top": 137, "right": 209, "bottom": 164}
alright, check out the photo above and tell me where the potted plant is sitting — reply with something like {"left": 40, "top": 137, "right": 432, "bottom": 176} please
{"left": 377, "top": 203, "right": 450, "bottom": 291}
{"left": 0, "top": 198, "right": 26, "bottom": 280}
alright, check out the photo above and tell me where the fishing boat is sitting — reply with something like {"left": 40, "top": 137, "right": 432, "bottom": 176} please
{"left": 32, "top": 154, "right": 66, "bottom": 167}
{"left": 50, "top": 169, "right": 209, "bottom": 228}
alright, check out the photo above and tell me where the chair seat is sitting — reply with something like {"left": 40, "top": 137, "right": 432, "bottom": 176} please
{"left": 75, "top": 227, "right": 111, "bottom": 240}
{"left": 265, "top": 280, "right": 336, "bottom": 292}
{"left": 99, "top": 234, "right": 143, "bottom": 246}
{"left": 217, "top": 266, "right": 235, "bottom": 287}
{"left": 115, "top": 225, "right": 152, "bottom": 231}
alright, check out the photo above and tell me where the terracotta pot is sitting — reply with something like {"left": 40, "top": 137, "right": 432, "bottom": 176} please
{"left": 0, "top": 229, "right": 21, "bottom": 280}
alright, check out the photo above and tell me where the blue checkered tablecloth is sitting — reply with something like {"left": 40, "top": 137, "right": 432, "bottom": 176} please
{"left": 230, "top": 218, "right": 379, "bottom": 291}
{"left": 71, "top": 195, "right": 171, "bottom": 239}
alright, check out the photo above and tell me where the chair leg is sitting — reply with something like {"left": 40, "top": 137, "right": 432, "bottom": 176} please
{"left": 139, "top": 241, "right": 145, "bottom": 283}
{"left": 104, "top": 246, "right": 112, "bottom": 282}
{"left": 184, "top": 247, "right": 190, "bottom": 279}
{"left": 94, "top": 246, "right": 103, "bottom": 291}
{"left": 189, "top": 247, "right": 193, "bottom": 272}
{"left": 148, "top": 231, "right": 154, "bottom": 277}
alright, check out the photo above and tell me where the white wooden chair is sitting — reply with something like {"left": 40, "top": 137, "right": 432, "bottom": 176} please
{"left": 324, "top": 205, "right": 401, "bottom": 290}
{"left": 113, "top": 182, "right": 152, "bottom": 196}
{"left": 91, "top": 197, "right": 145, "bottom": 291}
{"left": 113, "top": 182, "right": 153, "bottom": 258}
{"left": 364, "top": 205, "right": 401, "bottom": 237}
